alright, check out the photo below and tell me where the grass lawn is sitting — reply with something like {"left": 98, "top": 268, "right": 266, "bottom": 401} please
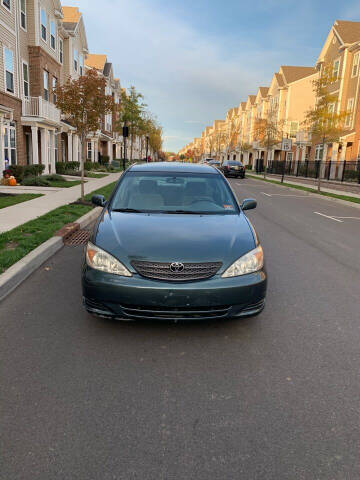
{"left": 84, "top": 181, "right": 118, "bottom": 202}
{"left": 85, "top": 172, "right": 108, "bottom": 178}
{"left": 0, "top": 193, "right": 43, "bottom": 210}
{"left": 247, "top": 174, "right": 360, "bottom": 205}
{"left": 48, "top": 179, "right": 82, "bottom": 188}
{"left": 0, "top": 181, "right": 118, "bottom": 274}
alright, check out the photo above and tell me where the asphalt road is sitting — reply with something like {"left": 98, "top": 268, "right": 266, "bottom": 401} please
{"left": 1, "top": 176, "right": 360, "bottom": 479}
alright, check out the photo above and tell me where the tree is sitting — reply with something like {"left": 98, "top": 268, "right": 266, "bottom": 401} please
{"left": 214, "top": 130, "right": 227, "bottom": 161}
{"left": 303, "top": 63, "right": 347, "bottom": 192}
{"left": 254, "top": 117, "right": 283, "bottom": 178}
{"left": 117, "top": 86, "right": 147, "bottom": 161}
{"left": 207, "top": 134, "right": 216, "bottom": 158}
{"left": 238, "top": 141, "right": 252, "bottom": 163}
{"left": 55, "top": 69, "right": 115, "bottom": 200}
{"left": 225, "top": 118, "right": 240, "bottom": 158}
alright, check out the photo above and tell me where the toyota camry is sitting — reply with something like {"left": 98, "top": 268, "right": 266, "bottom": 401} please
{"left": 82, "top": 162, "right": 267, "bottom": 321}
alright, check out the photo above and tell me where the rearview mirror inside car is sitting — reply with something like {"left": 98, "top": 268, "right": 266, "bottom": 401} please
{"left": 92, "top": 194, "right": 106, "bottom": 207}
{"left": 241, "top": 198, "right": 257, "bottom": 211}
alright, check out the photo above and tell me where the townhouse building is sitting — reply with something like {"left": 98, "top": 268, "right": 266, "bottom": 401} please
{"left": 59, "top": 5, "right": 87, "bottom": 164}
{"left": 311, "top": 20, "right": 360, "bottom": 174}
{"left": 0, "top": 1, "right": 128, "bottom": 175}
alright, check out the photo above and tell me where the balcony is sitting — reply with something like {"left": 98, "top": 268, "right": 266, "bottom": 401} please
{"left": 22, "top": 96, "right": 61, "bottom": 124}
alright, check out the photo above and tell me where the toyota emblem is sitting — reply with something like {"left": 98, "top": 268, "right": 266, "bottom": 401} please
{"left": 170, "top": 262, "right": 185, "bottom": 273}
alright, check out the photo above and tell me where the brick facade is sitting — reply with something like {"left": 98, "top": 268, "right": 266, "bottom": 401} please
{"left": 28, "top": 46, "right": 61, "bottom": 101}
{"left": 0, "top": 93, "right": 26, "bottom": 166}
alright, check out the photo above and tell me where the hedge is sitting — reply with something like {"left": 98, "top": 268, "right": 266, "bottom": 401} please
{"left": 8, "top": 164, "right": 45, "bottom": 182}
{"left": 55, "top": 161, "right": 80, "bottom": 174}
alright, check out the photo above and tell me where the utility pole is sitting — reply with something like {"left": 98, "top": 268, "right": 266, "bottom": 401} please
{"left": 145, "top": 135, "right": 149, "bottom": 162}
{"left": 122, "top": 123, "right": 129, "bottom": 171}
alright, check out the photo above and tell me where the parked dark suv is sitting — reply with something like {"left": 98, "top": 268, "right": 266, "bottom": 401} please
{"left": 221, "top": 161, "right": 245, "bottom": 178}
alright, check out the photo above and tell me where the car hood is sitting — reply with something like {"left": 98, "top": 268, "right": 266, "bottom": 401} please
{"left": 94, "top": 211, "right": 256, "bottom": 271}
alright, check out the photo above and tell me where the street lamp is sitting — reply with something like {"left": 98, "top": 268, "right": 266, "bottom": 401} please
{"left": 145, "top": 135, "right": 149, "bottom": 162}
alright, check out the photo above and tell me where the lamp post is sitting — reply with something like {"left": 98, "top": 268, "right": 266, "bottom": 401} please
{"left": 145, "top": 135, "right": 149, "bottom": 162}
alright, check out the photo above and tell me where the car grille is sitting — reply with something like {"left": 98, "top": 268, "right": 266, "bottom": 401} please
{"left": 131, "top": 260, "right": 222, "bottom": 281}
{"left": 121, "top": 304, "right": 231, "bottom": 320}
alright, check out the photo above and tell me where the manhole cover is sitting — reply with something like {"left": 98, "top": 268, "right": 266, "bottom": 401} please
{"left": 64, "top": 229, "right": 90, "bottom": 246}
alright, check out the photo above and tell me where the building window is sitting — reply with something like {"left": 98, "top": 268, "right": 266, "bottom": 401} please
{"left": 2, "top": 0, "right": 10, "bottom": 10}
{"left": 4, "top": 47, "right": 14, "bottom": 93}
{"left": 54, "top": 134, "right": 58, "bottom": 163}
{"left": 79, "top": 54, "right": 84, "bottom": 75}
{"left": 20, "top": 0, "right": 26, "bottom": 29}
{"left": 3, "top": 122, "right": 17, "bottom": 167}
{"left": 315, "top": 144, "right": 324, "bottom": 161}
{"left": 50, "top": 20, "right": 56, "bottom": 50}
{"left": 43, "top": 70, "right": 49, "bottom": 101}
{"left": 333, "top": 59, "right": 340, "bottom": 79}
{"left": 345, "top": 98, "right": 354, "bottom": 127}
{"left": 287, "top": 152, "right": 293, "bottom": 162}
{"left": 73, "top": 49, "right": 78, "bottom": 72}
{"left": 41, "top": 8, "right": 47, "bottom": 41}
{"left": 52, "top": 76, "right": 57, "bottom": 104}
{"left": 59, "top": 38, "right": 63, "bottom": 64}
{"left": 290, "top": 121, "right": 299, "bottom": 137}
{"left": 87, "top": 142, "right": 92, "bottom": 160}
{"left": 352, "top": 52, "right": 360, "bottom": 77}
{"left": 22, "top": 61, "right": 29, "bottom": 97}
{"left": 328, "top": 103, "right": 335, "bottom": 114}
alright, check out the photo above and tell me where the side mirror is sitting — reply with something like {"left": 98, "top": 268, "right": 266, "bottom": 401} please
{"left": 92, "top": 194, "right": 106, "bottom": 207}
{"left": 241, "top": 198, "right": 257, "bottom": 211}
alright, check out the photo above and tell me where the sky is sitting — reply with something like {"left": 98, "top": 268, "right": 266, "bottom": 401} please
{"left": 70, "top": 0, "right": 360, "bottom": 152}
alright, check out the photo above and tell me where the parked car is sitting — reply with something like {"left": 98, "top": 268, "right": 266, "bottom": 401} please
{"left": 221, "top": 161, "right": 246, "bottom": 178}
{"left": 207, "top": 159, "right": 221, "bottom": 169}
{"left": 83, "top": 162, "right": 267, "bottom": 321}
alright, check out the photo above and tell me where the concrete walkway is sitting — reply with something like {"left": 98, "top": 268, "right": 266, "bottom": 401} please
{"left": 0, "top": 172, "right": 121, "bottom": 233}
{"left": 247, "top": 173, "right": 360, "bottom": 199}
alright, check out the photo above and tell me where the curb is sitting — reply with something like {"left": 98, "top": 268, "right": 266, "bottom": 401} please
{"left": 0, "top": 206, "right": 102, "bottom": 303}
{"left": 247, "top": 175, "right": 360, "bottom": 210}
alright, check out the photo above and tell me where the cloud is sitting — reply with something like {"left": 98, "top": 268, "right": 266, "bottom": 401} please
{"left": 70, "top": 0, "right": 324, "bottom": 152}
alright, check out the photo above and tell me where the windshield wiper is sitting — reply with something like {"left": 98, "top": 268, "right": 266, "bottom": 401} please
{"left": 111, "top": 208, "right": 144, "bottom": 213}
{"left": 162, "top": 210, "right": 211, "bottom": 215}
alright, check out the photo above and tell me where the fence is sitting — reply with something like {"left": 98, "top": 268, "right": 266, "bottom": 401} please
{"left": 256, "top": 160, "right": 360, "bottom": 184}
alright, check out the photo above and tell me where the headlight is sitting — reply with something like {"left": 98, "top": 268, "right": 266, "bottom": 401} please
{"left": 222, "top": 246, "right": 263, "bottom": 278}
{"left": 86, "top": 242, "right": 132, "bottom": 276}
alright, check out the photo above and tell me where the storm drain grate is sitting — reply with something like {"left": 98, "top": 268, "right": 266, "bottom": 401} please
{"left": 64, "top": 229, "right": 90, "bottom": 246}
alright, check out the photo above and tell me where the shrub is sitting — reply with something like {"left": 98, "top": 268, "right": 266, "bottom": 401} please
{"left": 99, "top": 155, "right": 110, "bottom": 165}
{"left": 22, "top": 176, "right": 50, "bottom": 187}
{"left": 24, "top": 165, "right": 45, "bottom": 177}
{"left": 84, "top": 161, "right": 93, "bottom": 171}
{"left": 56, "top": 161, "right": 80, "bottom": 174}
{"left": 8, "top": 165, "right": 24, "bottom": 182}
{"left": 43, "top": 174, "right": 65, "bottom": 182}
{"left": 65, "top": 169, "right": 81, "bottom": 177}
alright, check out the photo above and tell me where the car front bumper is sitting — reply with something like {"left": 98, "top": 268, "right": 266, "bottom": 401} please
{"left": 82, "top": 266, "right": 267, "bottom": 321}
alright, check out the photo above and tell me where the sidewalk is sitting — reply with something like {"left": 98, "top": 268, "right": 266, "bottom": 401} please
{"left": 248, "top": 173, "right": 360, "bottom": 199}
{"left": 0, "top": 172, "right": 121, "bottom": 233}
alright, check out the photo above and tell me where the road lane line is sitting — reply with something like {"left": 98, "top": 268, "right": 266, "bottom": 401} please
{"left": 261, "top": 192, "right": 309, "bottom": 197}
{"left": 314, "top": 212, "right": 344, "bottom": 223}
{"left": 333, "top": 216, "right": 360, "bottom": 220}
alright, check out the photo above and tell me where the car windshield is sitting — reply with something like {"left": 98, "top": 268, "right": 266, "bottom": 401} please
{"left": 110, "top": 171, "right": 239, "bottom": 214}
{"left": 228, "top": 161, "right": 242, "bottom": 166}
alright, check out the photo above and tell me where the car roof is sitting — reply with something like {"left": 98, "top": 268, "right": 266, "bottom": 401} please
{"left": 129, "top": 162, "right": 219, "bottom": 174}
